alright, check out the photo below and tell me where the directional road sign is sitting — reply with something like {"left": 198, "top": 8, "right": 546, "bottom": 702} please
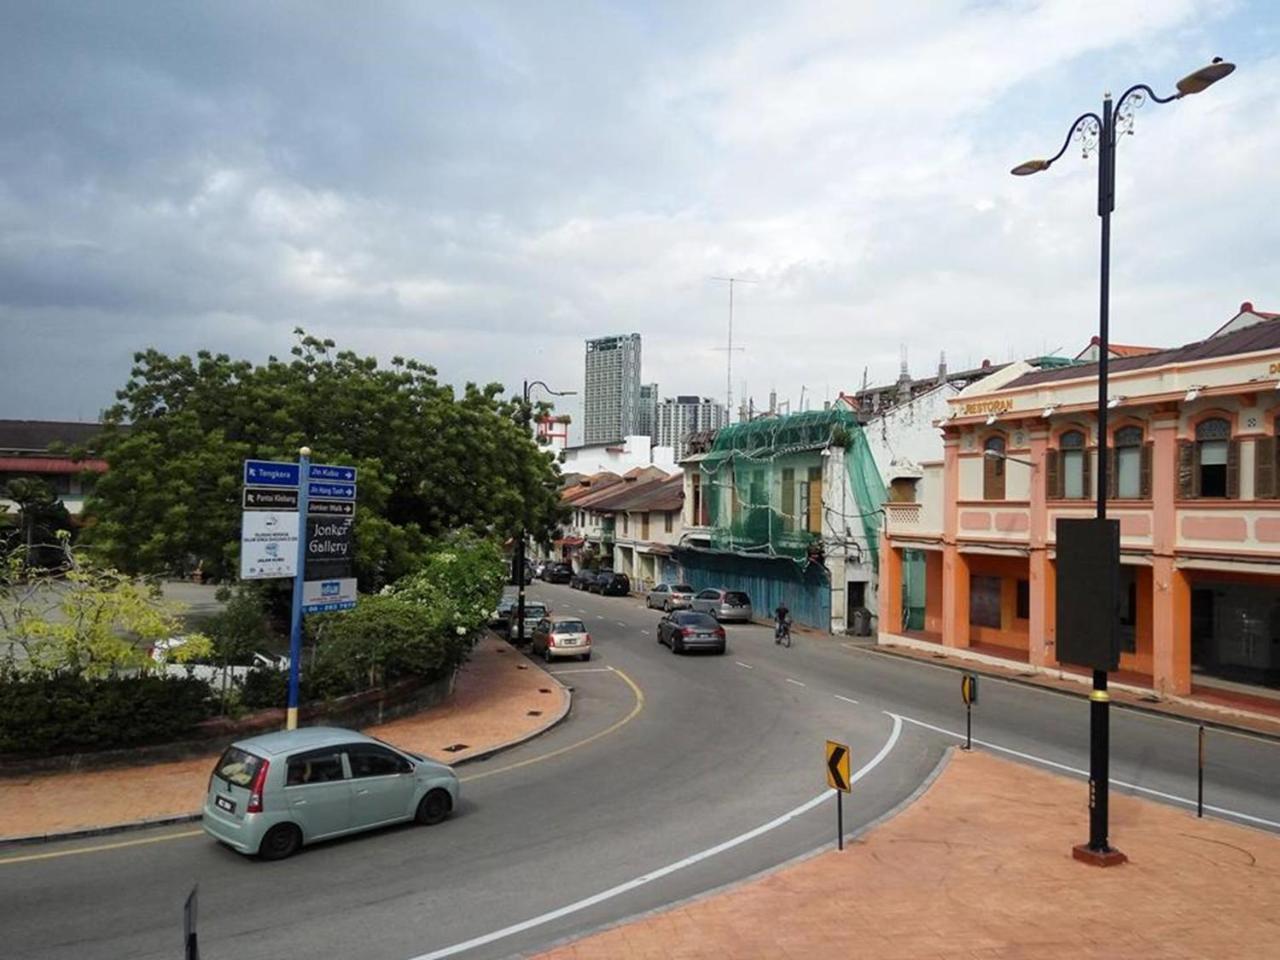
{"left": 308, "top": 481, "right": 356, "bottom": 500}
{"left": 309, "top": 463, "right": 357, "bottom": 483}
{"left": 243, "top": 459, "right": 300, "bottom": 487}
{"left": 826, "top": 739, "right": 851, "bottom": 792}
{"left": 961, "top": 674, "right": 979, "bottom": 706}
{"left": 244, "top": 487, "right": 299, "bottom": 511}
{"left": 308, "top": 498, "right": 354, "bottom": 517}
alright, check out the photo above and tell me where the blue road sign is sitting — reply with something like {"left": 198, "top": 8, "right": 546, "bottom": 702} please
{"left": 308, "top": 481, "right": 356, "bottom": 500}
{"left": 243, "top": 459, "right": 300, "bottom": 487}
{"left": 309, "top": 463, "right": 357, "bottom": 483}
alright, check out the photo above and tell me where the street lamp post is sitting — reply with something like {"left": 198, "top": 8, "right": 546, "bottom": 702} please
{"left": 1012, "top": 59, "right": 1234, "bottom": 864}
{"left": 514, "top": 379, "right": 576, "bottom": 646}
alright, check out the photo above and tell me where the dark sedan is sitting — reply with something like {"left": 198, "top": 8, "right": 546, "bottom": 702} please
{"left": 545, "top": 563, "right": 573, "bottom": 584}
{"left": 599, "top": 572, "right": 631, "bottom": 596}
{"left": 656, "top": 610, "right": 726, "bottom": 655}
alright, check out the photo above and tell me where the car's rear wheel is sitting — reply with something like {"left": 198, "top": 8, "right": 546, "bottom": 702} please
{"left": 258, "top": 823, "right": 302, "bottom": 861}
{"left": 672, "top": 635, "right": 682, "bottom": 655}
{"left": 416, "top": 788, "right": 452, "bottom": 826}
{"left": 581, "top": 651, "right": 591, "bottom": 662}
{"left": 543, "top": 646, "right": 552, "bottom": 663}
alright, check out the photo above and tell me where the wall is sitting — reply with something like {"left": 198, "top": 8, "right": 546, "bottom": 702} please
{"left": 861, "top": 382, "right": 955, "bottom": 486}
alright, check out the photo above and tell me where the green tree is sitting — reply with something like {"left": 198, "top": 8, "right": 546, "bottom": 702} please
{"left": 2, "top": 477, "right": 71, "bottom": 565}
{"left": 79, "top": 331, "right": 568, "bottom": 586}
{"left": 0, "top": 545, "right": 211, "bottom": 678}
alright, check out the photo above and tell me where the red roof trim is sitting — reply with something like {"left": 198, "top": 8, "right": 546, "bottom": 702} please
{"left": 0, "top": 457, "right": 108, "bottom": 474}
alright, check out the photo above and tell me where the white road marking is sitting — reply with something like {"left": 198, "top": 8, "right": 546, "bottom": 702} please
{"left": 549, "top": 667, "right": 616, "bottom": 675}
{"left": 785, "top": 678, "right": 806, "bottom": 687}
{"left": 834, "top": 694, "right": 859, "bottom": 705}
{"left": 735, "top": 661, "right": 753, "bottom": 669}
{"left": 891, "top": 712, "right": 1280, "bottom": 831}
{"left": 408, "top": 715, "right": 904, "bottom": 960}
{"left": 616, "top": 621, "right": 628, "bottom": 627}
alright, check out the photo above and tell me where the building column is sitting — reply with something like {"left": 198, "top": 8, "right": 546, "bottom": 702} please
{"left": 1027, "top": 425, "right": 1053, "bottom": 667}
{"left": 877, "top": 535, "right": 902, "bottom": 637}
{"left": 941, "top": 544, "right": 970, "bottom": 648}
{"left": 1152, "top": 558, "right": 1191, "bottom": 695}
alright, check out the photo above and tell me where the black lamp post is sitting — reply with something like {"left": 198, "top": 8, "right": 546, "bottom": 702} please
{"left": 514, "top": 379, "right": 576, "bottom": 646}
{"left": 1012, "top": 59, "right": 1234, "bottom": 865}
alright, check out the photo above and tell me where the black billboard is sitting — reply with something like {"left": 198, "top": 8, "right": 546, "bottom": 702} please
{"left": 1055, "top": 518, "right": 1121, "bottom": 671}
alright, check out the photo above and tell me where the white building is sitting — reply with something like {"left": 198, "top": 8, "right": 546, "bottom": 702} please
{"left": 559, "top": 434, "right": 677, "bottom": 477}
{"left": 583, "top": 333, "right": 642, "bottom": 444}
{"left": 655, "top": 396, "right": 728, "bottom": 456}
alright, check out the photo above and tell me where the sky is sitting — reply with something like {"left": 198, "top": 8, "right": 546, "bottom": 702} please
{"left": 2, "top": 1, "right": 1278, "bottom": 438}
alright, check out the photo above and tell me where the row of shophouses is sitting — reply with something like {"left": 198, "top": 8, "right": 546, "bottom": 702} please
{"left": 548, "top": 301, "right": 1280, "bottom": 698}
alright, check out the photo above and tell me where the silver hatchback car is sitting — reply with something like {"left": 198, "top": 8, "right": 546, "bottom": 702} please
{"left": 202, "top": 727, "right": 459, "bottom": 860}
{"left": 690, "top": 587, "right": 753, "bottom": 623}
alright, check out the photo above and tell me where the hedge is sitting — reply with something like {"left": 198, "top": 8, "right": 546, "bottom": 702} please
{"left": 0, "top": 673, "right": 216, "bottom": 756}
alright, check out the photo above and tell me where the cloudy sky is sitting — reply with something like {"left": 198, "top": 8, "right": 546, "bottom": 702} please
{"left": 3, "top": 1, "right": 1278, "bottom": 435}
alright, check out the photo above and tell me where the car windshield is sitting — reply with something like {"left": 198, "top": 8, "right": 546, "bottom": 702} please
{"left": 214, "top": 746, "right": 263, "bottom": 788}
{"left": 525, "top": 605, "right": 547, "bottom": 618}
{"left": 554, "top": 620, "right": 587, "bottom": 633}
{"left": 726, "top": 592, "right": 750, "bottom": 605}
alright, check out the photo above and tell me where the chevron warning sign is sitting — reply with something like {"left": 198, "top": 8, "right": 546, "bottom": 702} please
{"left": 825, "top": 740, "right": 850, "bottom": 792}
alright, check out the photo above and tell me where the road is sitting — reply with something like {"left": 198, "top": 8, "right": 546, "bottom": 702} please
{"left": 3, "top": 582, "right": 1278, "bottom": 960}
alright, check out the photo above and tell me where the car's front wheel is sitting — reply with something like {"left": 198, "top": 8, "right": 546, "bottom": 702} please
{"left": 416, "top": 789, "right": 452, "bottom": 826}
{"left": 258, "top": 823, "right": 302, "bottom": 861}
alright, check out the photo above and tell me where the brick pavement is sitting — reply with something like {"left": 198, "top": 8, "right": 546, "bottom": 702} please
{"left": 534, "top": 749, "right": 1280, "bottom": 960}
{"left": 0, "top": 634, "right": 566, "bottom": 840}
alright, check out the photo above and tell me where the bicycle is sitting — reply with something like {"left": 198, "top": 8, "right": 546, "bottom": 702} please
{"left": 774, "top": 618, "right": 792, "bottom": 647}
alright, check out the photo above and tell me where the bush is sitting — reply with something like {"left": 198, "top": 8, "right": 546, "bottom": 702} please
{"left": 309, "top": 595, "right": 453, "bottom": 695}
{"left": 0, "top": 672, "right": 215, "bottom": 756}
{"left": 200, "top": 586, "right": 275, "bottom": 665}
{"left": 238, "top": 665, "right": 290, "bottom": 710}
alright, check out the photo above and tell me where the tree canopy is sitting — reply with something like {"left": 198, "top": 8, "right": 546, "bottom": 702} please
{"left": 78, "top": 331, "right": 566, "bottom": 586}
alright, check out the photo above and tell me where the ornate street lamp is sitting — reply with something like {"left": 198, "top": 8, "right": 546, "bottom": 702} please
{"left": 1011, "top": 59, "right": 1234, "bottom": 866}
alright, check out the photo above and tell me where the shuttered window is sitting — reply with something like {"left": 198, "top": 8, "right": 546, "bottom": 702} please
{"left": 983, "top": 436, "right": 1006, "bottom": 500}
{"left": 1196, "top": 418, "right": 1232, "bottom": 498}
{"left": 1255, "top": 435, "right": 1277, "bottom": 499}
{"left": 1060, "top": 430, "right": 1085, "bottom": 499}
{"left": 1115, "top": 426, "right": 1143, "bottom": 499}
{"left": 807, "top": 466, "right": 823, "bottom": 534}
{"left": 781, "top": 467, "right": 795, "bottom": 532}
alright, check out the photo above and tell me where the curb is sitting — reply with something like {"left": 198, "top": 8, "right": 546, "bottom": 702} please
{"left": 861, "top": 642, "right": 1280, "bottom": 744}
{"left": 0, "top": 646, "right": 575, "bottom": 850}
{"left": 511, "top": 744, "right": 956, "bottom": 960}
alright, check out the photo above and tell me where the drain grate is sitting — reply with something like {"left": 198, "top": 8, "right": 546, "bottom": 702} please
{"left": 442, "top": 743, "right": 469, "bottom": 753}
{"left": 527, "top": 710, "right": 542, "bottom": 717}
{"left": 538, "top": 688, "right": 551, "bottom": 694}
{"left": 516, "top": 665, "right": 528, "bottom": 670}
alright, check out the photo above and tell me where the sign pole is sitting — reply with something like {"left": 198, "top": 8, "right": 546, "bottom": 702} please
{"left": 966, "top": 701, "right": 972, "bottom": 751}
{"left": 836, "top": 789, "right": 844, "bottom": 851}
{"left": 184, "top": 884, "right": 199, "bottom": 960}
{"left": 286, "top": 446, "right": 312, "bottom": 731}
{"left": 1197, "top": 724, "right": 1205, "bottom": 818}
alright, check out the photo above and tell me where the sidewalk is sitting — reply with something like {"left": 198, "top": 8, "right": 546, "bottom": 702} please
{"left": 867, "top": 635, "right": 1280, "bottom": 739}
{"left": 0, "top": 634, "right": 568, "bottom": 842}
{"left": 534, "top": 749, "right": 1280, "bottom": 960}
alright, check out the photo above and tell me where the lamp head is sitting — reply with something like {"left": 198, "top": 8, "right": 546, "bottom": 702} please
{"left": 1176, "top": 58, "right": 1235, "bottom": 96}
{"left": 985, "top": 414, "right": 998, "bottom": 426}
{"left": 1107, "top": 396, "right": 1123, "bottom": 409}
{"left": 1184, "top": 386, "right": 1201, "bottom": 402}
{"left": 1011, "top": 159, "right": 1050, "bottom": 177}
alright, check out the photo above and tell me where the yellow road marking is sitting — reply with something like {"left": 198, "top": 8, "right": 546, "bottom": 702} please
{"left": 0, "top": 668, "right": 645, "bottom": 866}
{"left": 0, "top": 828, "right": 205, "bottom": 866}
{"left": 459, "top": 666, "right": 645, "bottom": 783}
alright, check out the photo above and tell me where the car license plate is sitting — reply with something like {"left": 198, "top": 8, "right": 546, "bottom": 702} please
{"left": 561, "top": 638, "right": 578, "bottom": 646}
{"left": 215, "top": 794, "right": 236, "bottom": 814}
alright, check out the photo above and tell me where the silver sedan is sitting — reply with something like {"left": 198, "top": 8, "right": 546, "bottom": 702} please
{"left": 644, "top": 582, "right": 696, "bottom": 612}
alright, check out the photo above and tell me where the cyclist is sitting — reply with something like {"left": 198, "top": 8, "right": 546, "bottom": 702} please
{"left": 774, "top": 602, "right": 792, "bottom": 645}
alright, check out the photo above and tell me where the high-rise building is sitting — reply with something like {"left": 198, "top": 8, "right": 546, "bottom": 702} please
{"left": 636, "top": 383, "right": 659, "bottom": 439}
{"left": 583, "top": 334, "right": 642, "bottom": 444}
{"left": 655, "top": 395, "right": 729, "bottom": 456}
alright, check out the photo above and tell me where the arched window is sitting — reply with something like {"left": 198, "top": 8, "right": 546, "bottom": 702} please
{"left": 983, "top": 435, "right": 1006, "bottom": 500}
{"left": 1195, "top": 418, "right": 1231, "bottom": 498}
{"left": 1114, "top": 426, "right": 1143, "bottom": 499}
{"left": 1060, "top": 430, "right": 1086, "bottom": 499}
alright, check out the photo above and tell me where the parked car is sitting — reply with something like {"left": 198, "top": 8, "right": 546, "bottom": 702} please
{"left": 599, "top": 572, "right": 631, "bottom": 596}
{"left": 530, "top": 615, "right": 592, "bottom": 662}
{"left": 545, "top": 563, "right": 573, "bottom": 584}
{"left": 569, "top": 569, "right": 594, "bottom": 590}
{"left": 202, "top": 727, "right": 459, "bottom": 860}
{"left": 656, "top": 610, "right": 726, "bottom": 655}
{"left": 506, "top": 602, "right": 548, "bottom": 643}
{"left": 489, "top": 587, "right": 520, "bottom": 627}
{"left": 645, "top": 582, "right": 695, "bottom": 612}
{"left": 690, "top": 587, "right": 753, "bottom": 623}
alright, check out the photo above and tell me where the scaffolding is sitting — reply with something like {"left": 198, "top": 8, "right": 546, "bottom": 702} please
{"left": 700, "top": 408, "right": 888, "bottom": 569}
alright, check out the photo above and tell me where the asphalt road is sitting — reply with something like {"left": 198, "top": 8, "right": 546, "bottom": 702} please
{"left": 3, "top": 583, "right": 1278, "bottom": 960}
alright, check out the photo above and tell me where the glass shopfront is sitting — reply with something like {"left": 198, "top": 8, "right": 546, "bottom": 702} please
{"left": 1191, "top": 578, "right": 1280, "bottom": 689}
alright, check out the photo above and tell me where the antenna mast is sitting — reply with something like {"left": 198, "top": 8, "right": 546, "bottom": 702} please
{"left": 711, "top": 276, "right": 755, "bottom": 415}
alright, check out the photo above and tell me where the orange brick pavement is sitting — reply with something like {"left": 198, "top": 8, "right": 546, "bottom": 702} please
{"left": 0, "top": 634, "right": 566, "bottom": 839}
{"left": 534, "top": 750, "right": 1280, "bottom": 960}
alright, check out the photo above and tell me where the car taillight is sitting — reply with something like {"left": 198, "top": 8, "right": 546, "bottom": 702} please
{"left": 681, "top": 627, "right": 693, "bottom": 637}
{"left": 548, "top": 634, "right": 556, "bottom": 646}
{"left": 716, "top": 627, "right": 726, "bottom": 638}
{"left": 584, "top": 634, "right": 591, "bottom": 644}
{"left": 247, "top": 758, "right": 270, "bottom": 814}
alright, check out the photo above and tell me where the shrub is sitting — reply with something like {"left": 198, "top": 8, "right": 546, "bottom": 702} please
{"left": 309, "top": 595, "right": 451, "bottom": 694}
{"left": 0, "top": 672, "right": 215, "bottom": 756}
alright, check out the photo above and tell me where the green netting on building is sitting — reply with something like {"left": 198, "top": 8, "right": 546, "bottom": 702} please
{"left": 699, "top": 408, "right": 888, "bottom": 569}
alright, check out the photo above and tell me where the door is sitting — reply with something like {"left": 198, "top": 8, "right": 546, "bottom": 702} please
{"left": 693, "top": 589, "right": 717, "bottom": 614}
{"left": 284, "top": 748, "right": 352, "bottom": 839}
{"left": 345, "top": 743, "right": 417, "bottom": 827}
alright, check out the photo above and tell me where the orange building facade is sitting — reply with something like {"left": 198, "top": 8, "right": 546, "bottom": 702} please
{"left": 879, "top": 311, "right": 1280, "bottom": 696}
